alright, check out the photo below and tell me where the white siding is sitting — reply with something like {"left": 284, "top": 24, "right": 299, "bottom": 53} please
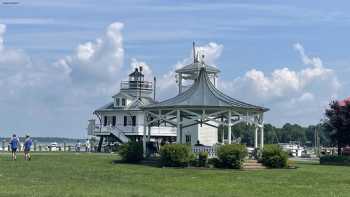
{"left": 198, "top": 122, "right": 218, "bottom": 146}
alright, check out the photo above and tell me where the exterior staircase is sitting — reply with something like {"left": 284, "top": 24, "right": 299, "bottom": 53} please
{"left": 243, "top": 160, "right": 266, "bottom": 170}
{"left": 107, "top": 127, "right": 129, "bottom": 143}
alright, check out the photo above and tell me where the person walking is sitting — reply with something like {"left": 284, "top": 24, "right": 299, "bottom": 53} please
{"left": 85, "top": 139, "right": 91, "bottom": 152}
{"left": 9, "top": 134, "right": 20, "bottom": 160}
{"left": 75, "top": 140, "right": 81, "bottom": 152}
{"left": 24, "top": 134, "right": 32, "bottom": 161}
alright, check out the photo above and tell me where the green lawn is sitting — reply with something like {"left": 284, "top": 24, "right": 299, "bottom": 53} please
{"left": 0, "top": 153, "right": 349, "bottom": 197}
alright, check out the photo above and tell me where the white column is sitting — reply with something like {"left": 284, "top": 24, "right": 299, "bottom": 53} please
{"left": 176, "top": 109, "right": 181, "bottom": 143}
{"left": 260, "top": 119, "right": 264, "bottom": 149}
{"left": 228, "top": 110, "right": 232, "bottom": 144}
{"left": 254, "top": 126, "right": 258, "bottom": 148}
{"left": 220, "top": 116, "right": 224, "bottom": 144}
{"left": 222, "top": 126, "right": 225, "bottom": 144}
{"left": 143, "top": 112, "right": 147, "bottom": 157}
{"left": 147, "top": 126, "right": 151, "bottom": 142}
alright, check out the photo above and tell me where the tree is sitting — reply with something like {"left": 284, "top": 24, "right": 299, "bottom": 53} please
{"left": 324, "top": 100, "right": 350, "bottom": 155}
{"left": 264, "top": 123, "right": 280, "bottom": 144}
{"left": 280, "top": 123, "right": 307, "bottom": 144}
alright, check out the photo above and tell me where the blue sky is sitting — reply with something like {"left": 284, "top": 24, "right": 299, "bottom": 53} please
{"left": 0, "top": 0, "right": 349, "bottom": 137}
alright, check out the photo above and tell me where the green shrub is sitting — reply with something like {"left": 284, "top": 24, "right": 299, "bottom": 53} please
{"left": 160, "top": 144, "right": 192, "bottom": 167}
{"left": 320, "top": 155, "right": 350, "bottom": 166}
{"left": 208, "top": 157, "right": 222, "bottom": 168}
{"left": 217, "top": 144, "right": 248, "bottom": 169}
{"left": 118, "top": 141, "right": 143, "bottom": 163}
{"left": 261, "top": 144, "right": 288, "bottom": 168}
{"left": 197, "top": 152, "right": 208, "bottom": 167}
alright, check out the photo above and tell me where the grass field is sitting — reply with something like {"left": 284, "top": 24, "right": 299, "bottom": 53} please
{"left": 0, "top": 153, "right": 349, "bottom": 197}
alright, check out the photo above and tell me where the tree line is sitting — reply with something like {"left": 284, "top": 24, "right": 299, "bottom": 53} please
{"left": 220, "top": 99, "right": 350, "bottom": 152}
{"left": 218, "top": 122, "right": 331, "bottom": 147}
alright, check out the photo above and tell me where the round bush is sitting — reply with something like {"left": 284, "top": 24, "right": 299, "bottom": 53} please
{"left": 118, "top": 141, "right": 143, "bottom": 163}
{"left": 160, "top": 144, "right": 192, "bottom": 167}
{"left": 261, "top": 144, "right": 288, "bottom": 168}
{"left": 217, "top": 144, "right": 248, "bottom": 169}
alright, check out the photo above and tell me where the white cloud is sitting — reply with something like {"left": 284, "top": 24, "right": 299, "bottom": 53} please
{"left": 157, "top": 42, "right": 224, "bottom": 99}
{"left": 59, "top": 22, "right": 124, "bottom": 85}
{"left": 0, "top": 22, "right": 126, "bottom": 137}
{"left": 220, "top": 43, "right": 340, "bottom": 125}
{"left": 0, "top": 24, "right": 5, "bottom": 51}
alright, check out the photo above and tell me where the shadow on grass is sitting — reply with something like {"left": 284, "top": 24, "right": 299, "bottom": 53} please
{"left": 112, "top": 157, "right": 161, "bottom": 168}
{"left": 112, "top": 158, "right": 298, "bottom": 172}
{"left": 295, "top": 161, "right": 320, "bottom": 166}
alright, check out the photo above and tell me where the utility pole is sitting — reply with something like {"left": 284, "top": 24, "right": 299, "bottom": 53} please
{"left": 314, "top": 126, "right": 320, "bottom": 157}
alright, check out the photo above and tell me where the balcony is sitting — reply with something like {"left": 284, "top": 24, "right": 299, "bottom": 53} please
{"left": 120, "top": 81, "right": 152, "bottom": 91}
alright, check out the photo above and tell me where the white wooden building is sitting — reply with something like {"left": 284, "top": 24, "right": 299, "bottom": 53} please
{"left": 87, "top": 67, "right": 176, "bottom": 151}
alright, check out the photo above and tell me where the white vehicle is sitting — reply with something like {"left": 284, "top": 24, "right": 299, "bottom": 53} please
{"left": 48, "top": 142, "right": 60, "bottom": 151}
{"left": 279, "top": 142, "right": 305, "bottom": 157}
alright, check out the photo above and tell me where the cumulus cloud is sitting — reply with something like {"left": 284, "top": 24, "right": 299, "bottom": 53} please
{"left": 59, "top": 22, "right": 124, "bottom": 85}
{"left": 0, "top": 24, "right": 4, "bottom": 51}
{"left": 220, "top": 43, "right": 341, "bottom": 125}
{"left": 0, "top": 22, "right": 126, "bottom": 137}
{"left": 157, "top": 42, "right": 224, "bottom": 98}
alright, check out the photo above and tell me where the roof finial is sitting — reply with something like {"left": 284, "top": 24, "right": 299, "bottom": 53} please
{"left": 193, "top": 41, "right": 196, "bottom": 63}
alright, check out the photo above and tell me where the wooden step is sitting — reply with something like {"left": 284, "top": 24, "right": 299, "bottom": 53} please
{"left": 242, "top": 160, "right": 267, "bottom": 170}
{"left": 245, "top": 160, "right": 258, "bottom": 164}
{"left": 243, "top": 163, "right": 263, "bottom": 167}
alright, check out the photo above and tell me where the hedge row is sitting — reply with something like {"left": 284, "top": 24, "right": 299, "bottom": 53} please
{"left": 117, "top": 142, "right": 289, "bottom": 169}
{"left": 320, "top": 155, "right": 350, "bottom": 166}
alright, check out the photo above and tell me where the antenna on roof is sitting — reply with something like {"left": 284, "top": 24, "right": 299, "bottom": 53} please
{"left": 193, "top": 41, "right": 197, "bottom": 63}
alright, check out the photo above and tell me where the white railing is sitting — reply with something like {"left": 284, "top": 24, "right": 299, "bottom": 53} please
{"left": 192, "top": 145, "right": 219, "bottom": 158}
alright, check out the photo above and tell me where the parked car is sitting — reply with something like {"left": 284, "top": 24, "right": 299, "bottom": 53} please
{"left": 48, "top": 142, "right": 60, "bottom": 151}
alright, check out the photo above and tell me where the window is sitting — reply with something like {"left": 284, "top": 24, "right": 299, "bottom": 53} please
{"left": 115, "top": 98, "right": 120, "bottom": 106}
{"left": 112, "top": 116, "right": 116, "bottom": 126}
{"left": 103, "top": 116, "right": 107, "bottom": 126}
{"left": 122, "top": 98, "right": 126, "bottom": 106}
{"left": 123, "top": 116, "right": 136, "bottom": 126}
{"left": 132, "top": 116, "right": 136, "bottom": 126}
{"left": 123, "top": 116, "right": 127, "bottom": 126}
{"left": 185, "top": 135, "right": 191, "bottom": 144}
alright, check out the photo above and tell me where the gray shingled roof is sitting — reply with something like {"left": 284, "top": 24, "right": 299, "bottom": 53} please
{"left": 95, "top": 97, "right": 157, "bottom": 112}
{"left": 175, "top": 62, "right": 220, "bottom": 74}
{"left": 143, "top": 67, "right": 268, "bottom": 112}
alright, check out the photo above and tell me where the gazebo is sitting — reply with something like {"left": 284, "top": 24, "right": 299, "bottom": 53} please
{"left": 142, "top": 54, "right": 269, "bottom": 156}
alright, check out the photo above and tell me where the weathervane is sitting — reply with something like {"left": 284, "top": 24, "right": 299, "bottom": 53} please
{"left": 193, "top": 41, "right": 199, "bottom": 63}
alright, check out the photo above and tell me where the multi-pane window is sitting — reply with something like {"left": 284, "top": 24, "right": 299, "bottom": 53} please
{"left": 115, "top": 98, "right": 120, "bottom": 106}
{"left": 123, "top": 116, "right": 127, "bottom": 126}
{"left": 185, "top": 135, "right": 191, "bottom": 144}
{"left": 122, "top": 98, "right": 126, "bottom": 106}
{"left": 112, "top": 116, "right": 116, "bottom": 126}
{"left": 123, "top": 116, "right": 137, "bottom": 126}
{"left": 104, "top": 116, "right": 108, "bottom": 126}
{"left": 132, "top": 116, "right": 136, "bottom": 126}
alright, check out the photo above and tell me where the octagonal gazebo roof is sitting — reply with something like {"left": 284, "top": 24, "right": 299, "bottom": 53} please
{"left": 144, "top": 66, "right": 268, "bottom": 112}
